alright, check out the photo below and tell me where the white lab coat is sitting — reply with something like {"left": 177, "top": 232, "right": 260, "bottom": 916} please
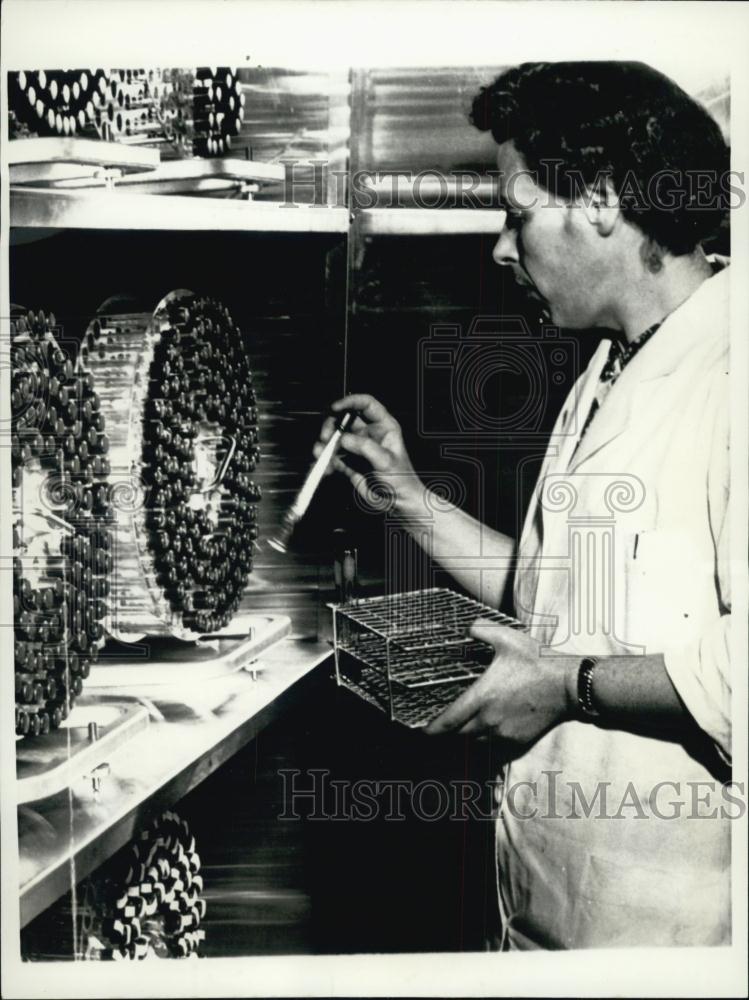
{"left": 499, "top": 264, "right": 732, "bottom": 949}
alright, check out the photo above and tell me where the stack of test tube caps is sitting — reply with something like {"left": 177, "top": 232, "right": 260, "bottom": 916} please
{"left": 11, "top": 308, "right": 111, "bottom": 738}
{"left": 93, "top": 69, "right": 167, "bottom": 144}
{"left": 21, "top": 811, "right": 206, "bottom": 961}
{"left": 9, "top": 67, "right": 246, "bottom": 157}
{"left": 160, "top": 67, "right": 246, "bottom": 157}
{"left": 81, "top": 290, "right": 261, "bottom": 643}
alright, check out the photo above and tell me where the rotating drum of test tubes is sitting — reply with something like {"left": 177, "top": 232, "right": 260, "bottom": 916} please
{"left": 160, "top": 67, "right": 246, "bottom": 157}
{"left": 21, "top": 810, "right": 206, "bottom": 961}
{"left": 9, "top": 67, "right": 246, "bottom": 155}
{"left": 81, "top": 290, "right": 261, "bottom": 643}
{"left": 8, "top": 69, "right": 112, "bottom": 139}
{"left": 11, "top": 308, "right": 111, "bottom": 738}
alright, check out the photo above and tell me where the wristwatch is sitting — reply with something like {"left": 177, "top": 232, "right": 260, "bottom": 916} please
{"left": 577, "top": 656, "right": 600, "bottom": 720}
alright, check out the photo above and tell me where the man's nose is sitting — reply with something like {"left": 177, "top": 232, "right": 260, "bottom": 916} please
{"left": 492, "top": 226, "right": 518, "bottom": 266}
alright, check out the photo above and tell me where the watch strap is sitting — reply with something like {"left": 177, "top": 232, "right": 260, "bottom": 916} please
{"left": 577, "top": 656, "right": 600, "bottom": 720}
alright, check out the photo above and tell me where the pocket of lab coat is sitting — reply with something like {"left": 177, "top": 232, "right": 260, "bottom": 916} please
{"left": 624, "top": 528, "right": 717, "bottom": 653}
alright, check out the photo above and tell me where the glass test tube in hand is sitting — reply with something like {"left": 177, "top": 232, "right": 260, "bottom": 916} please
{"left": 268, "top": 410, "right": 354, "bottom": 553}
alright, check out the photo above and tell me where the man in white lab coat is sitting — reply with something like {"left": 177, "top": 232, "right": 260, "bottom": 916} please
{"left": 316, "top": 62, "right": 733, "bottom": 948}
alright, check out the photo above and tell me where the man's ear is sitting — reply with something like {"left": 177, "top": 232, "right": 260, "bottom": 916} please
{"left": 581, "top": 177, "right": 620, "bottom": 236}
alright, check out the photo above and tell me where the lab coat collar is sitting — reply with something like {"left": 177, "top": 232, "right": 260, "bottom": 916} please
{"left": 567, "top": 262, "right": 729, "bottom": 473}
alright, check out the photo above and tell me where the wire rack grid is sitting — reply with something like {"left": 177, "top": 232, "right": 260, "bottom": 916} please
{"left": 329, "top": 587, "right": 527, "bottom": 728}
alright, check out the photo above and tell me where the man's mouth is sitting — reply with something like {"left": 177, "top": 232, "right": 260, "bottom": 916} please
{"left": 512, "top": 267, "right": 532, "bottom": 287}
{"left": 514, "top": 272, "right": 543, "bottom": 301}
{"left": 513, "top": 272, "right": 552, "bottom": 318}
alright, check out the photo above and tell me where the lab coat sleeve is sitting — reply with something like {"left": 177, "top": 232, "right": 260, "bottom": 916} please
{"left": 662, "top": 381, "right": 732, "bottom": 761}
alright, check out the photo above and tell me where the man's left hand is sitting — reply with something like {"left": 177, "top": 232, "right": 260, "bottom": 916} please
{"left": 425, "top": 620, "right": 573, "bottom": 748}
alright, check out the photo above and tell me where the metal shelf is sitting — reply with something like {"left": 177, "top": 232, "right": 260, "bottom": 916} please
{"left": 11, "top": 186, "right": 351, "bottom": 233}
{"left": 9, "top": 140, "right": 343, "bottom": 231}
{"left": 359, "top": 207, "right": 501, "bottom": 236}
{"left": 18, "top": 638, "right": 332, "bottom": 927}
{"left": 11, "top": 179, "right": 502, "bottom": 238}
{"left": 11, "top": 151, "right": 286, "bottom": 194}
{"left": 8, "top": 137, "right": 160, "bottom": 176}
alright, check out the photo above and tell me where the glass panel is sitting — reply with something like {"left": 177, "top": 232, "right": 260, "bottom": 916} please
{"left": 235, "top": 67, "right": 351, "bottom": 206}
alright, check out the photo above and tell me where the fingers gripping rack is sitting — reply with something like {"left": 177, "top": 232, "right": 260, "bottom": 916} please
{"left": 328, "top": 587, "right": 527, "bottom": 728}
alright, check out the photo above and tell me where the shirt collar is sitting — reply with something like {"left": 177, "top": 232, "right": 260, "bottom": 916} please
{"left": 599, "top": 256, "right": 730, "bottom": 384}
{"left": 600, "top": 321, "right": 662, "bottom": 384}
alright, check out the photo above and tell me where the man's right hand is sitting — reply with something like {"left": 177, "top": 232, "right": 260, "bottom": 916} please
{"left": 314, "top": 394, "right": 424, "bottom": 512}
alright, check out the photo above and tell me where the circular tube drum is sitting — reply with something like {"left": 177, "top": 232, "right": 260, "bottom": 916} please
{"left": 11, "top": 307, "right": 110, "bottom": 737}
{"left": 81, "top": 290, "right": 261, "bottom": 643}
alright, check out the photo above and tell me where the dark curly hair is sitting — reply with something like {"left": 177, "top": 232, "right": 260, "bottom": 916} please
{"left": 471, "top": 62, "right": 729, "bottom": 255}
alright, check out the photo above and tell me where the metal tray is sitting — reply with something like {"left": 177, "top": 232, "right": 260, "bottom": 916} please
{"left": 86, "top": 614, "right": 291, "bottom": 689}
{"left": 16, "top": 696, "right": 150, "bottom": 804}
